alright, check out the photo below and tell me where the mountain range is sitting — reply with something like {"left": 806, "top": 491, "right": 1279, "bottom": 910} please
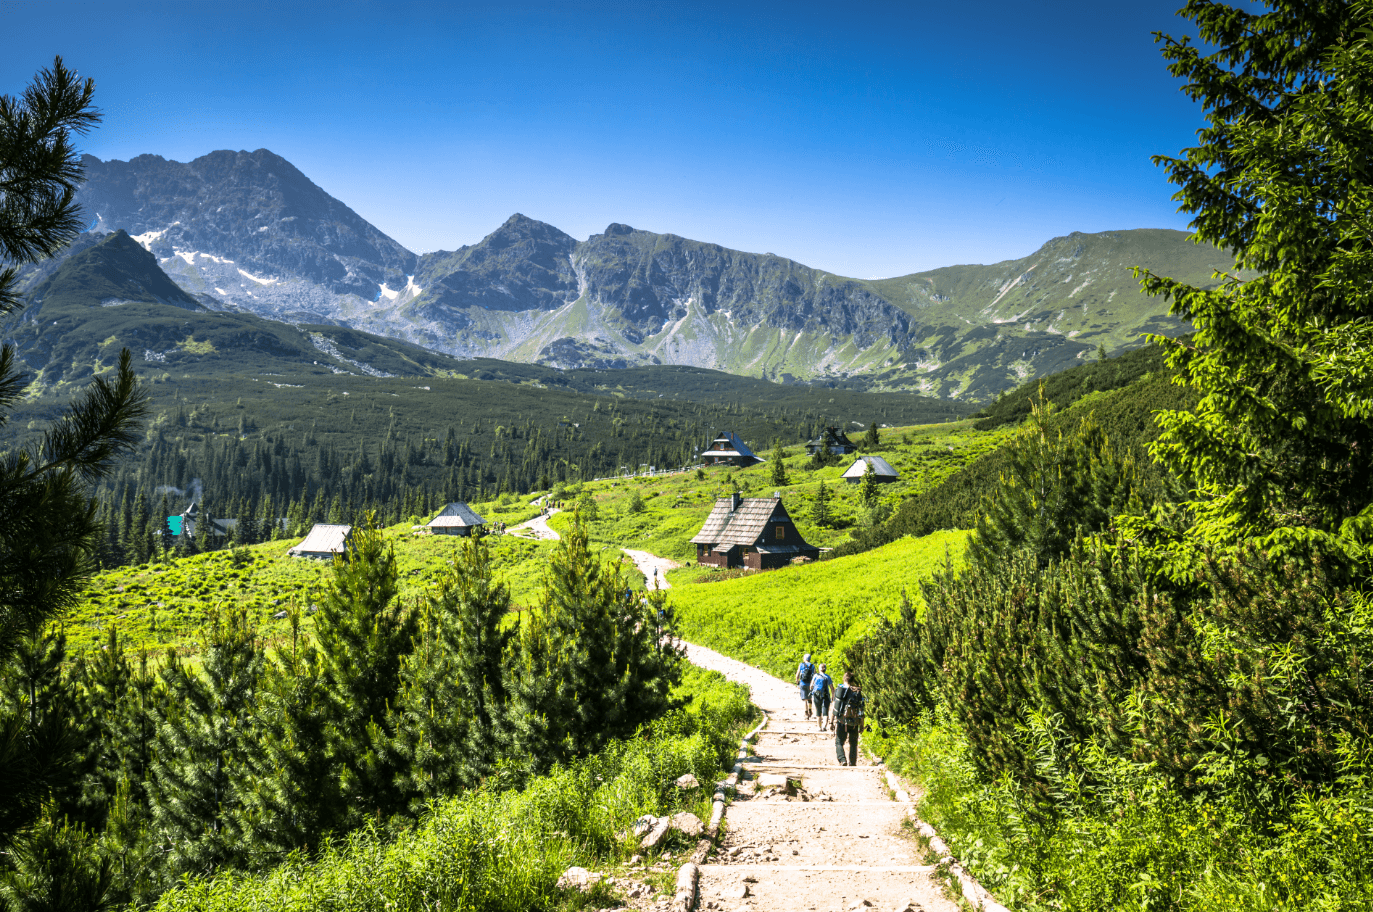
{"left": 30, "top": 148, "right": 1236, "bottom": 400}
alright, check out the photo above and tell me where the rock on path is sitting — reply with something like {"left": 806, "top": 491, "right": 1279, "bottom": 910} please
{"left": 680, "top": 640, "right": 960, "bottom": 912}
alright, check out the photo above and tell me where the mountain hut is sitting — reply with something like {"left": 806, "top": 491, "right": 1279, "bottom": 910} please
{"left": 690, "top": 493, "right": 818, "bottom": 570}
{"left": 426, "top": 502, "right": 486, "bottom": 536}
{"left": 805, "top": 427, "right": 858, "bottom": 456}
{"left": 700, "top": 431, "right": 763, "bottom": 468}
{"left": 842, "top": 455, "right": 900, "bottom": 484}
{"left": 288, "top": 523, "right": 353, "bottom": 559}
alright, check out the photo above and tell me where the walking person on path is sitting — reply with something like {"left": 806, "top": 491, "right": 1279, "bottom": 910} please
{"left": 810, "top": 662, "right": 834, "bottom": 731}
{"left": 795, "top": 653, "right": 816, "bottom": 720}
{"left": 833, "top": 670, "right": 867, "bottom": 766}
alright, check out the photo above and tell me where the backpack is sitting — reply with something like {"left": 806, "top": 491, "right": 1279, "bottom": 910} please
{"left": 798, "top": 660, "right": 814, "bottom": 687}
{"left": 839, "top": 685, "right": 865, "bottom": 725}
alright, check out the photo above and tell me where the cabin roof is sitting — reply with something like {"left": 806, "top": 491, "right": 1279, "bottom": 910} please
{"left": 690, "top": 496, "right": 789, "bottom": 546}
{"left": 428, "top": 502, "right": 485, "bottom": 528}
{"left": 842, "top": 455, "right": 900, "bottom": 479}
{"left": 288, "top": 523, "right": 352, "bottom": 555}
{"left": 705, "top": 431, "right": 757, "bottom": 460}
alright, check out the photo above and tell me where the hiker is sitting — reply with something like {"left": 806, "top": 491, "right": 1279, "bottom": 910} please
{"left": 833, "top": 671, "right": 866, "bottom": 766}
{"left": 795, "top": 653, "right": 816, "bottom": 719}
{"left": 810, "top": 663, "right": 834, "bottom": 730}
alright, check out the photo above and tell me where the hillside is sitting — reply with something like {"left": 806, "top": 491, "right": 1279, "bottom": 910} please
{"left": 63, "top": 149, "right": 1232, "bottom": 398}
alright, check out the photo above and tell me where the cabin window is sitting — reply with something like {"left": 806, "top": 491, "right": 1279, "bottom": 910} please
{"left": 776, "top": 525, "right": 786, "bottom": 539}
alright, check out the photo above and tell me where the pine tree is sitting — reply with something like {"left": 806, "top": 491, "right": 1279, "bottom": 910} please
{"left": 859, "top": 461, "right": 879, "bottom": 511}
{"left": 314, "top": 520, "right": 416, "bottom": 826}
{"left": 812, "top": 481, "right": 831, "bottom": 528}
{"left": 237, "top": 610, "right": 339, "bottom": 863}
{"left": 860, "top": 422, "right": 880, "bottom": 450}
{"left": 769, "top": 441, "right": 789, "bottom": 486}
{"left": 0, "top": 630, "right": 89, "bottom": 842}
{"left": 149, "top": 609, "right": 262, "bottom": 878}
{"left": 395, "top": 537, "right": 513, "bottom": 808}
{"left": 505, "top": 516, "right": 681, "bottom": 777}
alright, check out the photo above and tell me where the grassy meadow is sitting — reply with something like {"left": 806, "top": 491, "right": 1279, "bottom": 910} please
{"left": 667, "top": 529, "right": 968, "bottom": 680}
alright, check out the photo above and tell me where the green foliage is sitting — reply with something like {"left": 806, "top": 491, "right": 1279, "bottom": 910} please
{"left": 395, "top": 536, "right": 514, "bottom": 807}
{"left": 860, "top": 422, "right": 880, "bottom": 450}
{"left": 670, "top": 531, "right": 966, "bottom": 680}
{"left": 811, "top": 480, "right": 831, "bottom": 528}
{"left": 0, "top": 56, "right": 100, "bottom": 315}
{"left": 1138, "top": 0, "right": 1373, "bottom": 550}
{"left": 858, "top": 461, "right": 879, "bottom": 510}
{"left": 973, "top": 343, "right": 1165, "bottom": 431}
{"left": 313, "top": 520, "right": 416, "bottom": 827}
{"left": 768, "top": 441, "right": 788, "bottom": 486}
{"left": 506, "top": 516, "right": 682, "bottom": 776}
{"left": 967, "top": 393, "right": 1147, "bottom": 570}
{"left": 147, "top": 672, "right": 752, "bottom": 912}
{"left": 149, "top": 608, "right": 262, "bottom": 878}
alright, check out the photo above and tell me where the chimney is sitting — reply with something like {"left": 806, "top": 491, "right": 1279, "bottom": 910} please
{"left": 730, "top": 492, "right": 742, "bottom": 511}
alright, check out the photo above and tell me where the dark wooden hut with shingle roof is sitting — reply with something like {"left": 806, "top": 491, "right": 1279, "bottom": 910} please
{"left": 690, "top": 493, "right": 818, "bottom": 570}
{"left": 805, "top": 427, "right": 858, "bottom": 456}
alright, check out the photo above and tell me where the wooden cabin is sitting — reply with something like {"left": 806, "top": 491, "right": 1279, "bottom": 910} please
{"left": 805, "top": 427, "right": 858, "bottom": 456}
{"left": 842, "top": 455, "right": 900, "bottom": 484}
{"left": 701, "top": 431, "right": 763, "bottom": 468}
{"left": 425, "top": 502, "right": 485, "bottom": 536}
{"left": 288, "top": 523, "right": 353, "bottom": 559}
{"left": 690, "top": 493, "right": 819, "bottom": 570}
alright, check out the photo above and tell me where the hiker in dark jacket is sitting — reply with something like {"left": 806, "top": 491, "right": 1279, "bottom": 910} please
{"left": 832, "top": 671, "right": 866, "bottom": 766}
{"left": 810, "top": 663, "right": 834, "bottom": 731}
{"left": 795, "top": 653, "right": 816, "bottom": 719}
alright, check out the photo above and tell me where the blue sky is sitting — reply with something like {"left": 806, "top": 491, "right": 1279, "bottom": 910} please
{"left": 4, "top": 0, "right": 1203, "bottom": 278}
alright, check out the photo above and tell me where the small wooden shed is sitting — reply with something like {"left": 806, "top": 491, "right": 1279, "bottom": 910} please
{"left": 426, "top": 502, "right": 486, "bottom": 536}
{"left": 690, "top": 493, "right": 818, "bottom": 570}
{"left": 842, "top": 455, "right": 900, "bottom": 484}
{"left": 288, "top": 523, "right": 353, "bottom": 559}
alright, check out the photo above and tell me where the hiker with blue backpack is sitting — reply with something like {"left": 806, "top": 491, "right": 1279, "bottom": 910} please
{"left": 810, "top": 663, "right": 834, "bottom": 731}
{"left": 795, "top": 653, "right": 816, "bottom": 720}
{"left": 833, "top": 670, "right": 866, "bottom": 766}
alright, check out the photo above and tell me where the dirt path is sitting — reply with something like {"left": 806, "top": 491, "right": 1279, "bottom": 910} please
{"left": 680, "top": 641, "right": 960, "bottom": 912}
{"left": 623, "top": 548, "right": 680, "bottom": 590}
{"left": 508, "top": 508, "right": 562, "bottom": 540}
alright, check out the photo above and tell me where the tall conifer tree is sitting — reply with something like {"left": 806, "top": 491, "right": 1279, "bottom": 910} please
{"left": 314, "top": 520, "right": 416, "bottom": 826}
{"left": 149, "top": 609, "right": 261, "bottom": 878}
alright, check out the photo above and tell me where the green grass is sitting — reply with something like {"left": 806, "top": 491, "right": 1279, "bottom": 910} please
{"left": 548, "top": 419, "right": 1008, "bottom": 567}
{"left": 667, "top": 530, "right": 968, "bottom": 680}
{"left": 69, "top": 522, "right": 558, "bottom": 656}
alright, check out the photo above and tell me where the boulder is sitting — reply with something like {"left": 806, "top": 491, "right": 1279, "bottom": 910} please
{"left": 669, "top": 812, "right": 703, "bottom": 838}
{"left": 674, "top": 773, "right": 700, "bottom": 789}
{"left": 640, "top": 816, "right": 672, "bottom": 849}
{"left": 632, "top": 814, "right": 659, "bottom": 838}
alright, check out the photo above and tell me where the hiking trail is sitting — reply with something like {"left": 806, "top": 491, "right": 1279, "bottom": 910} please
{"left": 508, "top": 508, "right": 562, "bottom": 540}
{"left": 679, "top": 641, "right": 961, "bottom": 912}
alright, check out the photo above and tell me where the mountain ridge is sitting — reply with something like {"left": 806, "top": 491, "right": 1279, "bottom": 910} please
{"left": 66, "top": 149, "right": 1229, "bottom": 399}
